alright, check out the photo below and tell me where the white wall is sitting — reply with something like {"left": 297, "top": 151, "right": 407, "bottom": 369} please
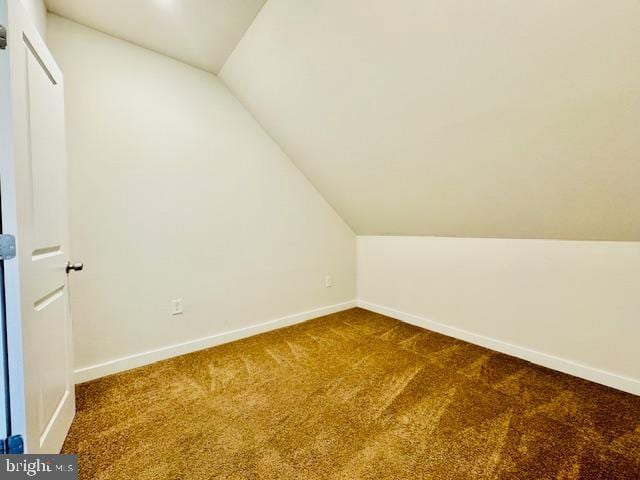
{"left": 358, "top": 236, "right": 640, "bottom": 395}
{"left": 221, "top": 0, "right": 640, "bottom": 241}
{"left": 20, "top": 0, "right": 45, "bottom": 37}
{"left": 46, "top": 15, "right": 356, "bottom": 381}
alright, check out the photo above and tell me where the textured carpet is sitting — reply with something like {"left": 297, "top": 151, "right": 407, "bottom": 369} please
{"left": 63, "top": 308, "right": 640, "bottom": 479}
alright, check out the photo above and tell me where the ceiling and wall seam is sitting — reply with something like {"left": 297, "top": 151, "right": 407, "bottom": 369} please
{"left": 215, "top": 1, "right": 358, "bottom": 232}
{"left": 45, "top": 12, "right": 215, "bottom": 76}
{"left": 215, "top": 78, "right": 357, "bottom": 235}
{"left": 48, "top": 17, "right": 211, "bottom": 73}
{"left": 218, "top": 0, "right": 269, "bottom": 74}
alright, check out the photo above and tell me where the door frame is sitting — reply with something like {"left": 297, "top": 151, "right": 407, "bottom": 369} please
{"left": 1, "top": 190, "right": 10, "bottom": 442}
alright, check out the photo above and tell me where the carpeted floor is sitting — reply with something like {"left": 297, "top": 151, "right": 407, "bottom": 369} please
{"left": 63, "top": 308, "right": 640, "bottom": 479}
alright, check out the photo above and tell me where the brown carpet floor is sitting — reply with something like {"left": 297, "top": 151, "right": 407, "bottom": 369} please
{"left": 63, "top": 308, "right": 640, "bottom": 479}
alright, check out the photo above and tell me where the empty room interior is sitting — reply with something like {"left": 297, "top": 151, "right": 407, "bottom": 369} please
{"left": 0, "top": 0, "right": 639, "bottom": 478}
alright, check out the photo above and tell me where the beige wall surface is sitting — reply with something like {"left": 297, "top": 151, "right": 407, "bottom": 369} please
{"left": 221, "top": 0, "right": 640, "bottom": 241}
{"left": 47, "top": 15, "right": 356, "bottom": 373}
{"left": 358, "top": 236, "right": 640, "bottom": 394}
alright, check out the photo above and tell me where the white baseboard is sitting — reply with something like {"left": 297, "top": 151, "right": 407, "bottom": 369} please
{"left": 74, "top": 300, "right": 357, "bottom": 384}
{"left": 357, "top": 300, "right": 640, "bottom": 396}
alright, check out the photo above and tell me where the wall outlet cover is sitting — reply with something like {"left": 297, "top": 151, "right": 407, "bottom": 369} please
{"left": 172, "top": 298, "right": 183, "bottom": 315}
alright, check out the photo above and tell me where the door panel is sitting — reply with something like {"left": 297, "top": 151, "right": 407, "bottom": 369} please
{"left": 25, "top": 37, "right": 70, "bottom": 441}
{"left": 26, "top": 45, "right": 65, "bottom": 252}
{"left": 35, "top": 285, "right": 68, "bottom": 437}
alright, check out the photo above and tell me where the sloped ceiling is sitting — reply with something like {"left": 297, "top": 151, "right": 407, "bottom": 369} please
{"left": 221, "top": 0, "right": 640, "bottom": 240}
{"left": 45, "top": 0, "right": 266, "bottom": 73}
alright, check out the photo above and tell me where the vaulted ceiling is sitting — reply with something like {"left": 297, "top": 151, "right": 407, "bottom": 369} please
{"left": 220, "top": 0, "right": 640, "bottom": 240}
{"left": 46, "top": 0, "right": 640, "bottom": 240}
{"left": 45, "top": 0, "right": 266, "bottom": 73}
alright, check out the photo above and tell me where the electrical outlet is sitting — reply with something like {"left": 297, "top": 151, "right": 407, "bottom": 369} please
{"left": 325, "top": 275, "right": 333, "bottom": 288}
{"left": 172, "top": 298, "right": 183, "bottom": 315}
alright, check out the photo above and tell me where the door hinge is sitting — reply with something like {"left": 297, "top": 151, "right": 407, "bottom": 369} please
{"left": 0, "top": 25, "right": 7, "bottom": 50}
{"left": 0, "top": 435, "right": 24, "bottom": 454}
{"left": 0, "top": 234, "right": 16, "bottom": 260}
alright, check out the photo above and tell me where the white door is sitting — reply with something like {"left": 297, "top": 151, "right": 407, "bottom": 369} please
{"left": 0, "top": 0, "right": 75, "bottom": 453}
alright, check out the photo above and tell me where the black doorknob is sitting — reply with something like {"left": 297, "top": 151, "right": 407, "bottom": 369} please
{"left": 66, "top": 261, "right": 84, "bottom": 274}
